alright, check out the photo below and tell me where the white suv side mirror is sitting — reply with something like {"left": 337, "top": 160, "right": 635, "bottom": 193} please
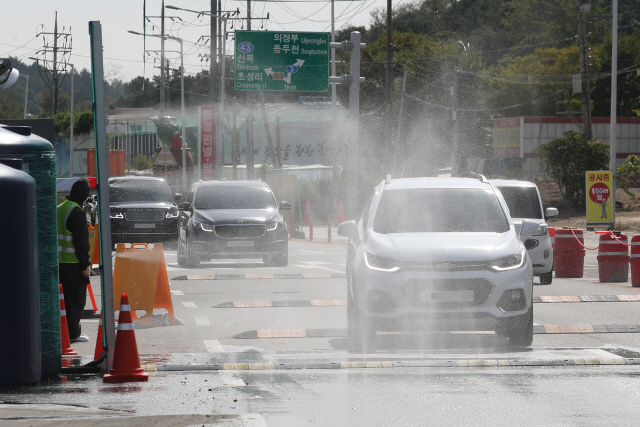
{"left": 545, "top": 207, "right": 558, "bottom": 218}
{"left": 520, "top": 219, "right": 540, "bottom": 241}
{"left": 337, "top": 220, "right": 360, "bottom": 245}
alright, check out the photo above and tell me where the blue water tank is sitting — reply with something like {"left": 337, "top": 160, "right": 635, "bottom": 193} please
{"left": 0, "top": 161, "right": 41, "bottom": 385}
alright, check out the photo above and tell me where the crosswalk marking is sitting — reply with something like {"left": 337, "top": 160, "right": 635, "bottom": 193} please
{"left": 194, "top": 316, "right": 210, "bottom": 326}
{"left": 204, "top": 339, "right": 224, "bottom": 353}
{"left": 170, "top": 290, "right": 184, "bottom": 296}
{"left": 182, "top": 301, "right": 197, "bottom": 308}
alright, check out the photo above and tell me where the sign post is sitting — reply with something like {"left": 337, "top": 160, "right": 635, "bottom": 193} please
{"left": 586, "top": 171, "right": 615, "bottom": 227}
{"left": 234, "top": 31, "right": 330, "bottom": 93}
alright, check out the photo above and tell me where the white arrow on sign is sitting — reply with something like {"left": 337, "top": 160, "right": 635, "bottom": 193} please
{"left": 264, "top": 68, "right": 273, "bottom": 77}
{"left": 293, "top": 59, "right": 305, "bottom": 67}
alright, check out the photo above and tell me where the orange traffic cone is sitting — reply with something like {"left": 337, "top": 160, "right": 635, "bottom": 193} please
{"left": 59, "top": 284, "right": 78, "bottom": 356}
{"left": 103, "top": 293, "right": 149, "bottom": 383}
{"left": 94, "top": 313, "right": 104, "bottom": 361}
{"left": 336, "top": 201, "right": 345, "bottom": 225}
{"left": 303, "top": 198, "right": 311, "bottom": 225}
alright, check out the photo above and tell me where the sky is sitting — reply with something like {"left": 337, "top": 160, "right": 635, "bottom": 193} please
{"left": 1, "top": 0, "right": 390, "bottom": 83}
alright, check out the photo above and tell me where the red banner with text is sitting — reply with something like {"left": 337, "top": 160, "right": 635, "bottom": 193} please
{"left": 199, "top": 106, "right": 215, "bottom": 180}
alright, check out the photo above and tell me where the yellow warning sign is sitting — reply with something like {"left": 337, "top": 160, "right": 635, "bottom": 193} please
{"left": 586, "top": 171, "right": 614, "bottom": 225}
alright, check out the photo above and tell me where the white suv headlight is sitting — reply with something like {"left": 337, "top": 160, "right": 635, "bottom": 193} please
{"left": 530, "top": 224, "right": 548, "bottom": 236}
{"left": 490, "top": 248, "right": 526, "bottom": 271}
{"left": 364, "top": 251, "right": 400, "bottom": 272}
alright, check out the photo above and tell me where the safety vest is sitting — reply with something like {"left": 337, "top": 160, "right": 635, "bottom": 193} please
{"left": 57, "top": 199, "right": 82, "bottom": 264}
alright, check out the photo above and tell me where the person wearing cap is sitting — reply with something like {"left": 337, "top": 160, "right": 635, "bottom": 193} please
{"left": 57, "top": 178, "right": 92, "bottom": 343}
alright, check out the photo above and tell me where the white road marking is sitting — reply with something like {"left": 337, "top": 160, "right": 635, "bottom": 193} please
{"left": 170, "top": 290, "right": 184, "bottom": 296}
{"left": 299, "top": 250, "right": 346, "bottom": 255}
{"left": 589, "top": 349, "right": 625, "bottom": 360}
{"left": 297, "top": 260, "right": 333, "bottom": 265}
{"left": 240, "top": 413, "right": 268, "bottom": 427}
{"left": 220, "top": 371, "right": 246, "bottom": 386}
{"left": 195, "top": 316, "right": 210, "bottom": 326}
{"left": 294, "top": 263, "right": 345, "bottom": 273}
{"left": 204, "top": 339, "right": 224, "bottom": 353}
{"left": 182, "top": 301, "right": 197, "bottom": 308}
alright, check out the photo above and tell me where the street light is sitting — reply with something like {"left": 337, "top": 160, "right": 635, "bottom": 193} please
{"left": 129, "top": 30, "right": 187, "bottom": 194}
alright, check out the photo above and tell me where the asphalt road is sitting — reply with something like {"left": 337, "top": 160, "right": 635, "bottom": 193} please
{"left": 3, "top": 228, "right": 640, "bottom": 426}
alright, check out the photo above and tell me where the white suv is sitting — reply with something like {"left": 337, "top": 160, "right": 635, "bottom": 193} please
{"left": 338, "top": 175, "right": 538, "bottom": 352}
{"left": 491, "top": 180, "right": 558, "bottom": 285}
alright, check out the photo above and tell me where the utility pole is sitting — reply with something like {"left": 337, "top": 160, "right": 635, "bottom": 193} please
{"left": 161, "top": 1, "right": 165, "bottom": 113}
{"left": 385, "top": 0, "right": 392, "bottom": 116}
{"left": 330, "top": 32, "right": 366, "bottom": 219}
{"left": 34, "top": 12, "right": 72, "bottom": 117}
{"left": 211, "top": 0, "right": 217, "bottom": 102}
{"left": 610, "top": 0, "right": 618, "bottom": 175}
{"left": 450, "top": 71, "right": 459, "bottom": 176}
{"left": 246, "top": 0, "right": 254, "bottom": 179}
{"left": 393, "top": 69, "right": 407, "bottom": 173}
{"left": 577, "top": 0, "right": 592, "bottom": 141}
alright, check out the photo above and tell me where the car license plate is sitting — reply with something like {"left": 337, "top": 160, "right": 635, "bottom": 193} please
{"left": 227, "top": 240, "right": 254, "bottom": 247}
{"left": 134, "top": 223, "right": 156, "bottom": 229}
{"left": 420, "top": 290, "right": 474, "bottom": 302}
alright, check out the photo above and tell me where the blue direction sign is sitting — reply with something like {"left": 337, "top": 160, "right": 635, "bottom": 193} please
{"left": 234, "top": 31, "right": 330, "bottom": 92}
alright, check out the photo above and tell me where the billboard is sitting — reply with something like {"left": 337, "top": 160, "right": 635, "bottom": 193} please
{"left": 198, "top": 106, "right": 215, "bottom": 181}
{"left": 585, "top": 171, "right": 614, "bottom": 225}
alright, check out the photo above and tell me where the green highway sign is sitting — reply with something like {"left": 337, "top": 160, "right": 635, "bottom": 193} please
{"left": 234, "top": 31, "right": 330, "bottom": 92}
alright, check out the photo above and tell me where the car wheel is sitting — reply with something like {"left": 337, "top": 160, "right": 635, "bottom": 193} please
{"left": 347, "top": 281, "right": 377, "bottom": 353}
{"left": 539, "top": 271, "right": 552, "bottom": 285}
{"left": 263, "top": 244, "right": 288, "bottom": 267}
{"left": 502, "top": 306, "right": 533, "bottom": 347}
{"left": 177, "top": 237, "right": 187, "bottom": 266}
{"left": 185, "top": 235, "right": 200, "bottom": 268}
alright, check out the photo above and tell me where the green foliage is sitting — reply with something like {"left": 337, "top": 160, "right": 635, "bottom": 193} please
{"left": 616, "top": 155, "right": 640, "bottom": 197}
{"left": 0, "top": 90, "right": 24, "bottom": 119}
{"left": 536, "top": 131, "right": 610, "bottom": 209}
{"left": 53, "top": 110, "right": 94, "bottom": 136}
{"left": 131, "top": 154, "right": 153, "bottom": 171}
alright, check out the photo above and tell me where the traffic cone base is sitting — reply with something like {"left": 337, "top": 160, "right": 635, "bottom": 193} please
{"left": 103, "top": 367, "right": 148, "bottom": 383}
{"left": 94, "top": 314, "right": 104, "bottom": 361}
{"left": 59, "top": 284, "right": 78, "bottom": 356}
{"left": 103, "top": 294, "right": 149, "bottom": 383}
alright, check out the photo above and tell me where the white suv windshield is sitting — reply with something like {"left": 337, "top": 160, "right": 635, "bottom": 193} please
{"left": 373, "top": 188, "right": 510, "bottom": 233}
{"left": 496, "top": 186, "right": 543, "bottom": 219}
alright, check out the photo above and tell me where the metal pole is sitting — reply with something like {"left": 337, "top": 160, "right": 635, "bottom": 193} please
{"left": 211, "top": 0, "right": 218, "bottom": 102}
{"left": 347, "top": 31, "right": 362, "bottom": 219}
{"left": 22, "top": 75, "right": 29, "bottom": 119}
{"left": 70, "top": 64, "right": 74, "bottom": 177}
{"left": 577, "top": 0, "right": 592, "bottom": 141}
{"left": 450, "top": 72, "right": 458, "bottom": 176}
{"left": 52, "top": 12, "right": 58, "bottom": 117}
{"left": 393, "top": 69, "right": 407, "bottom": 173}
{"left": 217, "top": 17, "right": 227, "bottom": 179}
{"left": 161, "top": 0, "right": 165, "bottom": 113}
{"left": 610, "top": 0, "right": 618, "bottom": 227}
{"left": 179, "top": 38, "right": 187, "bottom": 193}
{"left": 89, "top": 21, "right": 115, "bottom": 373}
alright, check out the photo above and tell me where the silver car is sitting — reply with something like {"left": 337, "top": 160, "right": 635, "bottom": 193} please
{"left": 338, "top": 175, "right": 538, "bottom": 352}
{"left": 491, "top": 179, "right": 558, "bottom": 284}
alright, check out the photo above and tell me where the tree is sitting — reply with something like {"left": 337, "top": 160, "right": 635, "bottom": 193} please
{"left": 536, "top": 131, "right": 609, "bottom": 209}
{"left": 591, "top": 34, "right": 640, "bottom": 117}
{"left": 122, "top": 77, "right": 159, "bottom": 108}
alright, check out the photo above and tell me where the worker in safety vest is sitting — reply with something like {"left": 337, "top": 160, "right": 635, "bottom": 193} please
{"left": 57, "top": 178, "right": 92, "bottom": 343}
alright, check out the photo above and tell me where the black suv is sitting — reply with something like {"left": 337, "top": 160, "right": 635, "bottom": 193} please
{"left": 109, "top": 176, "right": 180, "bottom": 245}
{"left": 177, "top": 180, "right": 291, "bottom": 267}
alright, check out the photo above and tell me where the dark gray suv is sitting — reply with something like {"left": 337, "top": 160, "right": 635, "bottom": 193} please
{"left": 177, "top": 180, "right": 291, "bottom": 267}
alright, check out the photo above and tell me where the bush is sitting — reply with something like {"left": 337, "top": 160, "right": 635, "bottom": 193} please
{"left": 616, "top": 155, "right": 640, "bottom": 198}
{"left": 536, "top": 131, "right": 609, "bottom": 209}
{"left": 131, "top": 154, "right": 153, "bottom": 171}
